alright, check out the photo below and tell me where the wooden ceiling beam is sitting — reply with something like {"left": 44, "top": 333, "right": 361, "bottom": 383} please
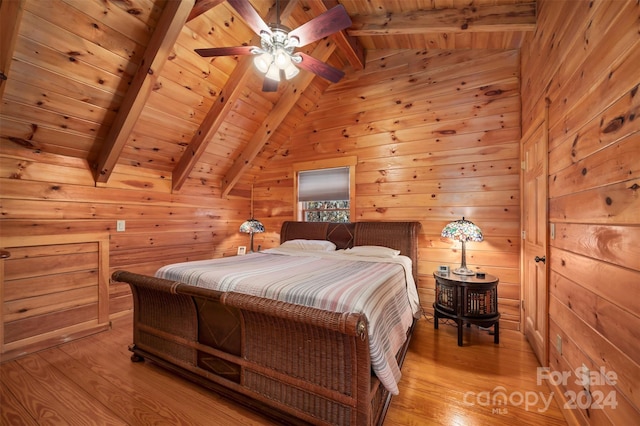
{"left": 315, "top": 0, "right": 365, "bottom": 71}
{"left": 348, "top": 2, "right": 536, "bottom": 35}
{"left": 221, "top": 39, "right": 337, "bottom": 197}
{"left": 93, "top": 0, "right": 194, "bottom": 184}
{"left": 187, "top": 0, "right": 225, "bottom": 22}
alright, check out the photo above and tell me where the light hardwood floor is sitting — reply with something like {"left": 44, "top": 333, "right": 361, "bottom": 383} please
{"left": 1, "top": 314, "right": 568, "bottom": 425}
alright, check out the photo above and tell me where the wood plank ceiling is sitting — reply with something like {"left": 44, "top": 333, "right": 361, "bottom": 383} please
{"left": 0, "top": 0, "right": 536, "bottom": 197}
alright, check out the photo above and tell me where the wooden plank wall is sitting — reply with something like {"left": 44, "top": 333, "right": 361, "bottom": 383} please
{"left": 254, "top": 49, "right": 522, "bottom": 330}
{"left": 0, "top": 144, "right": 249, "bottom": 320}
{"left": 520, "top": 0, "right": 640, "bottom": 424}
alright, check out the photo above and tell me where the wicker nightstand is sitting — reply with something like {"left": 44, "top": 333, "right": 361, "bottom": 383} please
{"left": 433, "top": 271, "right": 500, "bottom": 346}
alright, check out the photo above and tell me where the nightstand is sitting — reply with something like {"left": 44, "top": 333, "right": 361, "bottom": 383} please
{"left": 433, "top": 271, "right": 500, "bottom": 346}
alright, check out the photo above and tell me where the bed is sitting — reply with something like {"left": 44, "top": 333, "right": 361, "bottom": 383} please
{"left": 112, "top": 221, "right": 421, "bottom": 425}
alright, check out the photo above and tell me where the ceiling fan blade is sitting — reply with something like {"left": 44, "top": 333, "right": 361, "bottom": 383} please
{"left": 227, "top": 0, "right": 271, "bottom": 36}
{"left": 262, "top": 78, "right": 279, "bottom": 92}
{"left": 195, "top": 46, "right": 255, "bottom": 57}
{"left": 288, "top": 5, "right": 352, "bottom": 47}
{"left": 295, "top": 52, "right": 345, "bottom": 83}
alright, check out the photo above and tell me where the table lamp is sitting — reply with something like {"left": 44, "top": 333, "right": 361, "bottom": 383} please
{"left": 441, "top": 217, "right": 483, "bottom": 276}
{"left": 239, "top": 185, "right": 264, "bottom": 252}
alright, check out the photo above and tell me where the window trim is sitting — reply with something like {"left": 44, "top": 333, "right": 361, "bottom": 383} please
{"left": 293, "top": 156, "right": 357, "bottom": 222}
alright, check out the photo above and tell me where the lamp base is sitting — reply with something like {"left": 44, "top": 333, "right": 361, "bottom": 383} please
{"left": 452, "top": 267, "right": 476, "bottom": 276}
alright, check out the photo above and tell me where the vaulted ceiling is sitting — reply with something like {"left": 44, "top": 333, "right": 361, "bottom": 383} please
{"left": 0, "top": 0, "right": 535, "bottom": 197}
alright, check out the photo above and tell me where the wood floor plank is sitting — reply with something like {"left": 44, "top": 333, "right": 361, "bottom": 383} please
{"left": 0, "top": 313, "right": 568, "bottom": 425}
{"left": 385, "top": 320, "right": 567, "bottom": 425}
{"left": 0, "top": 374, "right": 39, "bottom": 426}
{"left": 40, "top": 346, "right": 194, "bottom": 425}
{"left": 1, "top": 354, "right": 126, "bottom": 425}
{"left": 55, "top": 323, "right": 277, "bottom": 425}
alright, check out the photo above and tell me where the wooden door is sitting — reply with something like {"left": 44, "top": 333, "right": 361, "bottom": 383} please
{"left": 521, "top": 103, "right": 549, "bottom": 366}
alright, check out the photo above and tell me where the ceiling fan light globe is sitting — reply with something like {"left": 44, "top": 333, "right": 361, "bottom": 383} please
{"left": 265, "top": 63, "right": 280, "bottom": 82}
{"left": 254, "top": 53, "right": 272, "bottom": 73}
{"left": 284, "top": 62, "right": 299, "bottom": 80}
{"left": 274, "top": 49, "right": 291, "bottom": 69}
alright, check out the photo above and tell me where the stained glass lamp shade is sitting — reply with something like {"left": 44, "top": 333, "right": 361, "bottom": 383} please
{"left": 239, "top": 219, "right": 265, "bottom": 253}
{"left": 441, "top": 217, "right": 483, "bottom": 276}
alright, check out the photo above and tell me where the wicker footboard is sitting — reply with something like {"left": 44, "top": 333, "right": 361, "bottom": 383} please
{"left": 113, "top": 270, "right": 388, "bottom": 425}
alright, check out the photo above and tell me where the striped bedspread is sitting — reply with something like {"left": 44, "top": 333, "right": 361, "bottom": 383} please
{"left": 155, "top": 248, "right": 420, "bottom": 395}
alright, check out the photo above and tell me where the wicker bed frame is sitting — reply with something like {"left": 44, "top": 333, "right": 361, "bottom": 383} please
{"left": 112, "top": 221, "right": 420, "bottom": 425}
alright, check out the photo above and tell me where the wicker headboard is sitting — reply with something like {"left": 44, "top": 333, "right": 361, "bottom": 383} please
{"left": 279, "top": 221, "right": 421, "bottom": 282}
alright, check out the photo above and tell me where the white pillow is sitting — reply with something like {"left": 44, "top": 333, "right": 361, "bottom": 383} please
{"left": 279, "top": 239, "right": 337, "bottom": 251}
{"left": 342, "top": 245, "right": 400, "bottom": 258}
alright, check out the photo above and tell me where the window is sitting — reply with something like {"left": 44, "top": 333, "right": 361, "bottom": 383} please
{"left": 299, "top": 167, "right": 350, "bottom": 222}
{"left": 294, "top": 157, "right": 356, "bottom": 223}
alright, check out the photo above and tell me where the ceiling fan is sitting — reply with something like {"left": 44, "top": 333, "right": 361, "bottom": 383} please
{"left": 195, "top": 0, "right": 352, "bottom": 92}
